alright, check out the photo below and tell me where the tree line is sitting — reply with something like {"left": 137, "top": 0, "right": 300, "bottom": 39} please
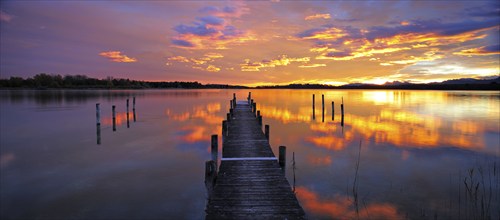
{"left": 0, "top": 73, "right": 246, "bottom": 89}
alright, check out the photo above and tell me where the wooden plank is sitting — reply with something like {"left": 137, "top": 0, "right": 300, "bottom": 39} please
{"left": 205, "top": 100, "right": 305, "bottom": 219}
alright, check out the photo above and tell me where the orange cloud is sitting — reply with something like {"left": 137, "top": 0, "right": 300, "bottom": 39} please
{"left": 241, "top": 55, "right": 310, "bottom": 71}
{"left": 454, "top": 46, "right": 500, "bottom": 56}
{"left": 296, "top": 186, "right": 402, "bottom": 219}
{"left": 305, "top": 13, "right": 331, "bottom": 20}
{"left": 99, "top": 51, "right": 137, "bottom": 63}
{"left": 299, "top": 63, "right": 326, "bottom": 68}
{"left": 168, "top": 56, "right": 190, "bottom": 63}
{"left": 206, "top": 65, "right": 221, "bottom": 72}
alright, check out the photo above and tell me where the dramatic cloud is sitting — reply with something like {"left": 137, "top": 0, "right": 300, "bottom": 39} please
{"left": 241, "top": 55, "right": 310, "bottom": 71}
{"left": 167, "top": 53, "right": 224, "bottom": 72}
{"left": 171, "top": 5, "right": 254, "bottom": 49}
{"left": 454, "top": 45, "right": 500, "bottom": 56}
{"left": 299, "top": 63, "right": 327, "bottom": 68}
{"left": 99, "top": 51, "right": 137, "bottom": 63}
{"left": 305, "top": 13, "right": 331, "bottom": 20}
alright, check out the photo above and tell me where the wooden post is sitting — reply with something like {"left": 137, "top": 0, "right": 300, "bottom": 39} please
{"left": 227, "top": 113, "right": 231, "bottom": 121}
{"left": 112, "top": 105, "right": 116, "bottom": 131}
{"left": 257, "top": 110, "right": 260, "bottom": 119}
{"left": 258, "top": 115, "right": 262, "bottom": 126}
{"left": 126, "top": 99, "right": 129, "bottom": 112}
{"left": 96, "top": 103, "right": 100, "bottom": 125}
{"left": 211, "top": 134, "right": 218, "bottom": 163}
{"left": 230, "top": 100, "right": 233, "bottom": 110}
{"left": 321, "top": 94, "right": 324, "bottom": 112}
{"left": 265, "top": 124, "right": 270, "bottom": 140}
{"left": 127, "top": 112, "right": 130, "bottom": 128}
{"left": 252, "top": 102, "right": 256, "bottom": 114}
{"left": 248, "top": 92, "right": 251, "bottom": 104}
{"left": 133, "top": 96, "right": 136, "bottom": 110}
{"left": 312, "top": 94, "right": 315, "bottom": 120}
{"left": 341, "top": 97, "right": 344, "bottom": 117}
{"left": 233, "top": 93, "right": 236, "bottom": 100}
{"left": 279, "top": 146, "right": 286, "bottom": 169}
{"left": 332, "top": 101, "right": 335, "bottom": 121}
{"left": 133, "top": 109, "right": 136, "bottom": 122}
{"left": 230, "top": 108, "right": 233, "bottom": 116}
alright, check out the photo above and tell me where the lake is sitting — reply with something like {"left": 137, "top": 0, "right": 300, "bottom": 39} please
{"left": 0, "top": 89, "right": 499, "bottom": 219}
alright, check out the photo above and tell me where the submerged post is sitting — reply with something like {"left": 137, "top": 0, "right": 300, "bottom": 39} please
{"left": 211, "top": 134, "right": 218, "bottom": 163}
{"left": 265, "top": 124, "right": 270, "bottom": 140}
{"left": 126, "top": 99, "right": 129, "bottom": 112}
{"left": 341, "top": 97, "right": 344, "bottom": 118}
{"left": 127, "top": 112, "right": 130, "bottom": 128}
{"left": 279, "top": 146, "right": 286, "bottom": 169}
{"left": 112, "top": 105, "right": 116, "bottom": 131}
{"left": 322, "top": 95, "right": 325, "bottom": 122}
{"left": 96, "top": 103, "right": 100, "bottom": 125}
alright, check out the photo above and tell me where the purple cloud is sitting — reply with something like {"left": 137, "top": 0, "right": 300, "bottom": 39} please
{"left": 171, "top": 39, "right": 195, "bottom": 47}
{"left": 198, "top": 15, "right": 225, "bottom": 26}
{"left": 174, "top": 23, "right": 218, "bottom": 36}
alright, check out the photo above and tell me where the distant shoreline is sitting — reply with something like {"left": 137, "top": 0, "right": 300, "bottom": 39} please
{"left": 1, "top": 73, "right": 498, "bottom": 91}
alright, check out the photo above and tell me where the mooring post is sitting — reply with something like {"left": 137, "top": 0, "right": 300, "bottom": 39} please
{"left": 127, "top": 112, "right": 130, "bottom": 128}
{"left": 211, "top": 134, "right": 218, "bottom": 163}
{"left": 230, "top": 108, "right": 233, "bottom": 117}
{"left": 332, "top": 101, "right": 335, "bottom": 121}
{"left": 133, "top": 109, "right": 136, "bottom": 122}
{"left": 233, "top": 93, "right": 236, "bottom": 107}
{"left": 341, "top": 97, "right": 344, "bottom": 117}
{"left": 279, "top": 146, "right": 286, "bottom": 169}
{"left": 258, "top": 115, "right": 263, "bottom": 126}
{"left": 133, "top": 96, "right": 136, "bottom": 110}
{"left": 230, "top": 100, "right": 233, "bottom": 110}
{"left": 126, "top": 99, "right": 129, "bottom": 112}
{"left": 227, "top": 113, "right": 231, "bottom": 121}
{"left": 96, "top": 103, "right": 100, "bottom": 125}
{"left": 265, "top": 124, "right": 270, "bottom": 140}
{"left": 321, "top": 94, "right": 324, "bottom": 112}
{"left": 257, "top": 110, "right": 260, "bottom": 119}
{"left": 248, "top": 92, "right": 251, "bottom": 104}
{"left": 112, "top": 105, "right": 116, "bottom": 131}
{"left": 312, "top": 94, "right": 316, "bottom": 120}
{"left": 252, "top": 103, "right": 257, "bottom": 114}
{"left": 251, "top": 99, "right": 254, "bottom": 108}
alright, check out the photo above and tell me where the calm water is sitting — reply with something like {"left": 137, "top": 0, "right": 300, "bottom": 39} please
{"left": 0, "top": 89, "right": 499, "bottom": 220}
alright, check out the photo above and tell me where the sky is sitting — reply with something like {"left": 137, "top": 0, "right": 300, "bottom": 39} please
{"left": 0, "top": 0, "right": 499, "bottom": 86}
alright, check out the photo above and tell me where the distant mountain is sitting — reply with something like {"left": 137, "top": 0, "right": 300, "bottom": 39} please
{"left": 439, "top": 77, "right": 500, "bottom": 85}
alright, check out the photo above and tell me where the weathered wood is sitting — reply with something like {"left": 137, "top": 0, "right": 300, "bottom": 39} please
{"left": 96, "top": 103, "right": 100, "bottom": 125}
{"left": 279, "top": 146, "right": 286, "bottom": 169}
{"left": 206, "top": 100, "right": 304, "bottom": 219}
{"left": 265, "top": 124, "right": 270, "bottom": 140}
{"left": 211, "top": 134, "right": 218, "bottom": 163}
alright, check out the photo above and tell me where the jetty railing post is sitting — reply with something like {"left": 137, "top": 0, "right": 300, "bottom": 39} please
{"left": 227, "top": 113, "right": 231, "bottom": 121}
{"left": 112, "top": 105, "right": 116, "bottom": 131}
{"left": 252, "top": 103, "right": 256, "bottom": 115}
{"left": 211, "top": 134, "right": 218, "bottom": 166}
{"left": 257, "top": 110, "right": 260, "bottom": 119}
{"left": 279, "top": 146, "right": 286, "bottom": 170}
{"left": 233, "top": 93, "right": 236, "bottom": 107}
{"left": 248, "top": 92, "right": 251, "bottom": 104}
{"left": 265, "top": 124, "right": 270, "bottom": 140}
{"left": 96, "top": 103, "right": 100, "bottom": 125}
{"left": 230, "top": 100, "right": 233, "bottom": 110}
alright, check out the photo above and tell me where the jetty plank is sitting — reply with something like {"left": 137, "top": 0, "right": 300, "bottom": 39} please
{"left": 205, "top": 100, "right": 305, "bottom": 219}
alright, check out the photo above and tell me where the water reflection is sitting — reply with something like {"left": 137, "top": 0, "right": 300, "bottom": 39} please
{"left": 1, "top": 89, "right": 498, "bottom": 220}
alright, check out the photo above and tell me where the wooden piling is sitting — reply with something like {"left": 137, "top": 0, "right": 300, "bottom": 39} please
{"left": 258, "top": 115, "right": 263, "bottom": 126}
{"left": 133, "top": 109, "right": 136, "bottom": 122}
{"left": 112, "top": 105, "right": 116, "bottom": 131}
{"left": 279, "top": 146, "right": 286, "bottom": 169}
{"left": 252, "top": 102, "right": 256, "bottom": 114}
{"left": 257, "top": 110, "right": 260, "bottom": 119}
{"left": 96, "top": 103, "right": 100, "bottom": 125}
{"left": 312, "top": 94, "right": 316, "bottom": 120}
{"left": 126, "top": 99, "right": 129, "bottom": 112}
{"left": 133, "top": 96, "right": 136, "bottom": 110}
{"left": 230, "top": 100, "right": 233, "bottom": 110}
{"left": 322, "top": 94, "right": 325, "bottom": 122}
{"left": 332, "top": 101, "right": 335, "bottom": 121}
{"left": 205, "top": 160, "right": 217, "bottom": 195}
{"left": 227, "top": 113, "right": 231, "bottom": 121}
{"left": 222, "top": 120, "right": 227, "bottom": 137}
{"left": 127, "top": 112, "right": 130, "bottom": 128}
{"left": 265, "top": 124, "right": 270, "bottom": 140}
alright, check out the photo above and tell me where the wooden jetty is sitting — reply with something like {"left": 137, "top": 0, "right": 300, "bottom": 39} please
{"left": 205, "top": 95, "right": 305, "bottom": 219}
